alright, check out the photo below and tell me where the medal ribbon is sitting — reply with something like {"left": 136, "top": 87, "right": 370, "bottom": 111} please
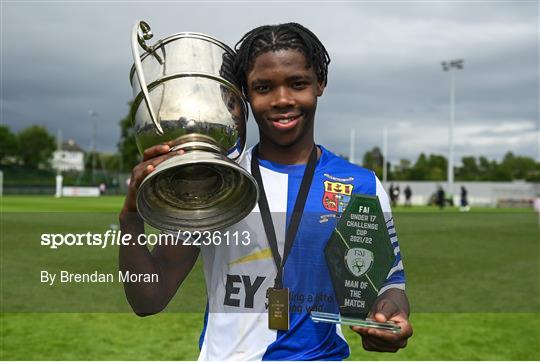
{"left": 250, "top": 144, "right": 318, "bottom": 289}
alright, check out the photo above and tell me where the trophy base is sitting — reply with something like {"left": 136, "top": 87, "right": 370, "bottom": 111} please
{"left": 136, "top": 150, "right": 258, "bottom": 232}
{"left": 310, "top": 311, "right": 401, "bottom": 333}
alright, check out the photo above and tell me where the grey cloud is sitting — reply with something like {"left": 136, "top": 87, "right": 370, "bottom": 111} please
{"left": 2, "top": 2, "right": 538, "bottom": 164}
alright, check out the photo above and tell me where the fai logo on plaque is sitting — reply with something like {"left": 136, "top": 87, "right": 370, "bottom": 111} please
{"left": 323, "top": 180, "right": 354, "bottom": 212}
{"left": 345, "top": 248, "right": 374, "bottom": 277}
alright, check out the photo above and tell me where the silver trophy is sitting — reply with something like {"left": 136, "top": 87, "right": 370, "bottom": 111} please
{"left": 129, "top": 21, "right": 258, "bottom": 232}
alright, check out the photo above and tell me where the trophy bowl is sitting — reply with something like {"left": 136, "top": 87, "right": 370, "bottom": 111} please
{"left": 129, "top": 21, "right": 258, "bottom": 232}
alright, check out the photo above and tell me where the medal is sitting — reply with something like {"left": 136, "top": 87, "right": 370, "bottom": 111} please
{"left": 267, "top": 287, "right": 290, "bottom": 330}
{"left": 251, "top": 145, "right": 318, "bottom": 331}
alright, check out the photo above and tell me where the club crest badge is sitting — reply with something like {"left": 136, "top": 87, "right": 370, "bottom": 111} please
{"left": 323, "top": 180, "right": 354, "bottom": 213}
{"left": 345, "top": 248, "right": 374, "bottom": 277}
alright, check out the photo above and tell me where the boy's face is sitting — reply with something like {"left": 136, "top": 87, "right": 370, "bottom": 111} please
{"left": 246, "top": 49, "right": 324, "bottom": 149}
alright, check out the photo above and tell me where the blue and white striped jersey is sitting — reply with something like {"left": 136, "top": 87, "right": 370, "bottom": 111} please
{"left": 197, "top": 145, "right": 405, "bottom": 360}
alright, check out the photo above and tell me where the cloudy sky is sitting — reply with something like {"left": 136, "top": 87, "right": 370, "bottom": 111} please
{"left": 2, "top": 1, "right": 539, "bottom": 165}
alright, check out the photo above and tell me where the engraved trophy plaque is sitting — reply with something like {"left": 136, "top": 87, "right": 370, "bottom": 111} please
{"left": 311, "top": 194, "right": 401, "bottom": 333}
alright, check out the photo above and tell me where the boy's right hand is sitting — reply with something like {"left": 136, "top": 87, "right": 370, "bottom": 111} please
{"left": 122, "top": 142, "right": 184, "bottom": 214}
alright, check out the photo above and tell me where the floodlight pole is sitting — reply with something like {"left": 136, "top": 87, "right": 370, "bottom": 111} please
{"left": 55, "top": 129, "right": 63, "bottom": 198}
{"left": 89, "top": 110, "right": 97, "bottom": 184}
{"left": 449, "top": 70, "right": 455, "bottom": 196}
{"left": 56, "top": 129, "right": 62, "bottom": 175}
{"left": 349, "top": 128, "right": 355, "bottom": 164}
{"left": 441, "top": 59, "right": 464, "bottom": 198}
{"left": 383, "top": 126, "right": 388, "bottom": 183}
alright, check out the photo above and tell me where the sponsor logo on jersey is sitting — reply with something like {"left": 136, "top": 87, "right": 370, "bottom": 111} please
{"left": 323, "top": 180, "right": 354, "bottom": 212}
{"left": 319, "top": 213, "right": 337, "bottom": 223}
{"left": 345, "top": 248, "right": 374, "bottom": 277}
{"left": 223, "top": 274, "right": 266, "bottom": 309}
{"left": 323, "top": 173, "right": 355, "bottom": 182}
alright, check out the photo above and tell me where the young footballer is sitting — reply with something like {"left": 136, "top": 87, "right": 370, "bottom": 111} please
{"left": 120, "top": 23, "right": 412, "bottom": 360}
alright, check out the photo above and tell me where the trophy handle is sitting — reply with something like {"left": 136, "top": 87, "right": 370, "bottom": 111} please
{"left": 131, "top": 21, "right": 164, "bottom": 135}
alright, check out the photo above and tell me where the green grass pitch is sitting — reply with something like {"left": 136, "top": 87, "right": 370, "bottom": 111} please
{"left": 1, "top": 195, "right": 539, "bottom": 360}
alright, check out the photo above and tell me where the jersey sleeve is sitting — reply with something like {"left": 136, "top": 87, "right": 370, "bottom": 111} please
{"left": 374, "top": 176, "right": 406, "bottom": 294}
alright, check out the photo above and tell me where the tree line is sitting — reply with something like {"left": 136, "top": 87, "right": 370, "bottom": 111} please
{"left": 0, "top": 125, "right": 121, "bottom": 187}
{"left": 0, "top": 125, "right": 121, "bottom": 172}
{"left": 2, "top": 123, "right": 539, "bottom": 182}
{"left": 362, "top": 147, "right": 540, "bottom": 182}
{"left": 0, "top": 125, "right": 56, "bottom": 169}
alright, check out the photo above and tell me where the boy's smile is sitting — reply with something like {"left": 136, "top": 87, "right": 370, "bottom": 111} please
{"left": 246, "top": 49, "right": 324, "bottom": 162}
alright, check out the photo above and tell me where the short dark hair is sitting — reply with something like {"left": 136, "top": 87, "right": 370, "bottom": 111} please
{"left": 233, "top": 23, "right": 331, "bottom": 93}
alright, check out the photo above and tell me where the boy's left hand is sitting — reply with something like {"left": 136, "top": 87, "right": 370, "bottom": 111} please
{"left": 350, "top": 298, "right": 413, "bottom": 353}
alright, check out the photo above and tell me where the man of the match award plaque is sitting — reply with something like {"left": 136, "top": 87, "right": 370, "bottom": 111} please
{"left": 311, "top": 194, "right": 401, "bottom": 333}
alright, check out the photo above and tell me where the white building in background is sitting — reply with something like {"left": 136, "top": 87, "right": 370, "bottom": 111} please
{"left": 51, "top": 139, "right": 85, "bottom": 172}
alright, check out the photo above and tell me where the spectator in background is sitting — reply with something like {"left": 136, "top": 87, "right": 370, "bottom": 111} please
{"left": 404, "top": 185, "right": 412, "bottom": 207}
{"left": 393, "top": 185, "right": 401, "bottom": 206}
{"left": 436, "top": 185, "right": 445, "bottom": 209}
{"left": 460, "top": 185, "right": 470, "bottom": 212}
{"left": 389, "top": 183, "right": 396, "bottom": 207}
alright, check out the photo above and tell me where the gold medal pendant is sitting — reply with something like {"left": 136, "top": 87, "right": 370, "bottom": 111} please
{"left": 267, "top": 288, "right": 290, "bottom": 331}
